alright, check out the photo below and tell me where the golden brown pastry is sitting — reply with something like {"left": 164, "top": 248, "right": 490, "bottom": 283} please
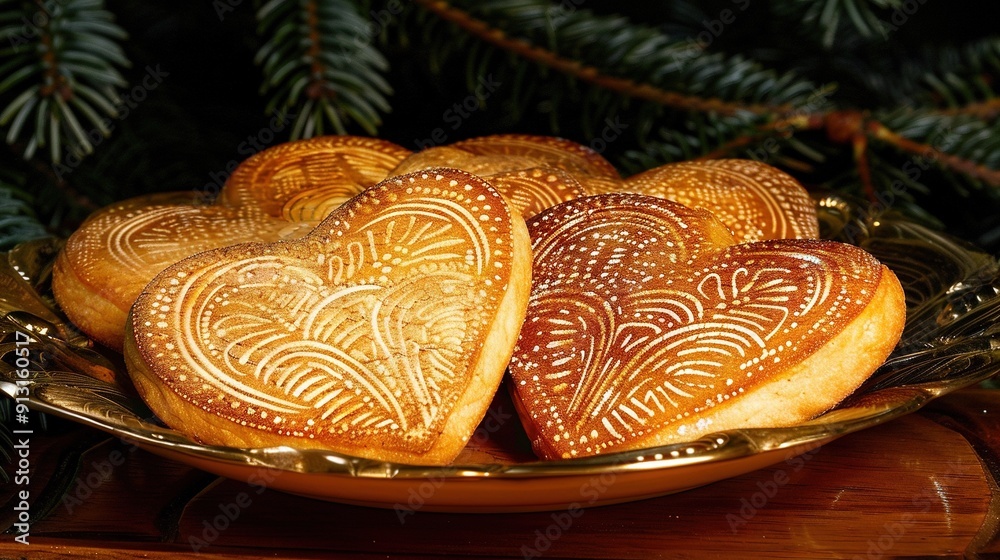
{"left": 124, "top": 169, "right": 533, "bottom": 465}
{"left": 391, "top": 134, "right": 623, "bottom": 200}
{"left": 508, "top": 193, "right": 905, "bottom": 460}
{"left": 53, "top": 136, "right": 410, "bottom": 350}
{"left": 484, "top": 168, "right": 589, "bottom": 219}
{"left": 451, "top": 134, "right": 622, "bottom": 187}
{"left": 615, "top": 159, "right": 819, "bottom": 242}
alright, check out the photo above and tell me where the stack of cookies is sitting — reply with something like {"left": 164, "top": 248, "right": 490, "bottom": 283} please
{"left": 53, "top": 135, "right": 905, "bottom": 465}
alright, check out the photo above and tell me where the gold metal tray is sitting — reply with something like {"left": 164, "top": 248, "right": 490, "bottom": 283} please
{"left": 3, "top": 195, "right": 999, "bottom": 512}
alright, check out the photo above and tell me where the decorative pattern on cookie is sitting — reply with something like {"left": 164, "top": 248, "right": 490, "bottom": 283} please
{"left": 615, "top": 159, "right": 819, "bottom": 242}
{"left": 53, "top": 136, "right": 410, "bottom": 350}
{"left": 124, "top": 169, "right": 532, "bottom": 465}
{"left": 452, "top": 134, "right": 622, "bottom": 181}
{"left": 508, "top": 193, "right": 905, "bottom": 460}
{"left": 391, "top": 134, "right": 623, "bottom": 195}
{"left": 484, "top": 168, "right": 588, "bottom": 219}
{"left": 225, "top": 136, "right": 410, "bottom": 220}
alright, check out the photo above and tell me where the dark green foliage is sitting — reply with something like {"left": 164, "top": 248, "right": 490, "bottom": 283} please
{"left": 255, "top": 0, "right": 392, "bottom": 137}
{"left": 0, "top": 0, "right": 129, "bottom": 163}
{"left": 0, "top": 0, "right": 997, "bottom": 249}
{"left": 0, "top": 168, "right": 48, "bottom": 250}
{"left": 772, "top": 0, "right": 905, "bottom": 49}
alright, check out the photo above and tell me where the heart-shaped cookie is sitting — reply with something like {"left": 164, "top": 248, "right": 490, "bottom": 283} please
{"left": 508, "top": 193, "right": 904, "bottom": 459}
{"left": 612, "top": 159, "right": 819, "bottom": 242}
{"left": 54, "top": 136, "right": 410, "bottom": 350}
{"left": 124, "top": 169, "right": 532, "bottom": 465}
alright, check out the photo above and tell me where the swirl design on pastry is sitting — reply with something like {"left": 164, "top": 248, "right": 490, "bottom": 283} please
{"left": 392, "top": 134, "right": 623, "bottom": 202}
{"left": 53, "top": 136, "right": 411, "bottom": 349}
{"left": 613, "top": 159, "right": 819, "bottom": 242}
{"left": 125, "top": 169, "right": 532, "bottom": 465}
{"left": 451, "top": 134, "right": 622, "bottom": 181}
{"left": 509, "top": 193, "right": 905, "bottom": 459}
{"left": 485, "top": 168, "right": 588, "bottom": 218}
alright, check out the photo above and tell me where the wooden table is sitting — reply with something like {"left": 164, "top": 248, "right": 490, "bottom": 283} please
{"left": 3, "top": 387, "right": 1000, "bottom": 559}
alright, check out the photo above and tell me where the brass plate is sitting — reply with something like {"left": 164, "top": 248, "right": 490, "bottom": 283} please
{"left": 3, "top": 195, "right": 999, "bottom": 512}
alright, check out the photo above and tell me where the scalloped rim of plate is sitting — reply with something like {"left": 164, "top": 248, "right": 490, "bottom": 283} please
{"left": 6, "top": 373, "right": 986, "bottom": 511}
{"left": 7, "top": 371, "right": 976, "bottom": 479}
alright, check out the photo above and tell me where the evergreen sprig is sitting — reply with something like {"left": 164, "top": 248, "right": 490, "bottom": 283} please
{"left": 871, "top": 108, "right": 1000, "bottom": 187}
{"left": 412, "top": 0, "right": 1000, "bottom": 210}
{"left": 0, "top": 168, "right": 49, "bottom": 249}
{"left": 0, "top": 0, "right": 996, "bottom": 251}
{"left": 255, "top": 0, "right": 393, "bottom": 137}
{"left": 417, "top": 0, "right": 821, "bottom": 117}
{"left": 773, "top": 0, "right": 904, "bottom": 49}
{"left": 0, "top": 0, "right": 129, "bottom": 164}
{"left": 412, "top": 0, "right": 834, "bottom": 171}
{"left": 915, "top": 38, "right": 1000, "bottom": 114}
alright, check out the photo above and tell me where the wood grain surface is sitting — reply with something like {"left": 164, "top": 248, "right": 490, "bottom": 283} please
{"left": 3, "top": 388, "right": 1000, "bottom": 559}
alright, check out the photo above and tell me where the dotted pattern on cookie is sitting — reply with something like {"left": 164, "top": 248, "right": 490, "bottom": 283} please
{"left": 509, "top": 193, "right": 882, "bottom": 459}
{"left": 131, "top": 170, "right": 516, "bottom": 454}
{"left": 619, "top": 159, "right": 819, "bottom": 242}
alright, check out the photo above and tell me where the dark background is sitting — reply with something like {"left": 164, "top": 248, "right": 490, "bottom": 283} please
{"left": 13, "top": 0, "right": 1000, "bottom": 252}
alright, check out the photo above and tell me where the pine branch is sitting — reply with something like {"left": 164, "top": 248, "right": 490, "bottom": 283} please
{"left": 868, "top": 110, "right": 1000, "bottom": 188}
{"left": 412, "top": 0, "right": 837, "bottom": 173}
{"left": 0, "top": 168, "right": 49, "bottom": 250}
{"left": 255, "top": 0, "right": 392, "bottom": 137}
{"left": 0, "top": 0, "right": 129, "bottom": 164}
{"left": 913, "top": 38, "right": 1000, "bottom": 115}
{"left": 414, "top": 0, "right": 822, "bottom": 119}
{"left": 621, "top": 112, "right": 768, "bottom": 172}
{"left": 772, "top": 0, "right": 903, "bottom": 49}
{"left": 938, "top": 99, "right": 1000, "bottom": 120}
